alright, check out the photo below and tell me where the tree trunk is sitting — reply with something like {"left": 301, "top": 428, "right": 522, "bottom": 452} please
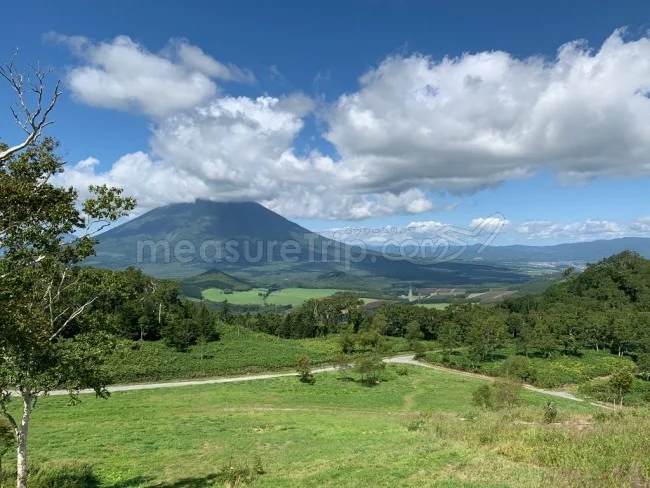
{"left": 16, "top": 393, "right": 34, "bottom": 488}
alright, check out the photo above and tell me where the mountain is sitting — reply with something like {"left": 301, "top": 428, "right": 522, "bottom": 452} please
{"left": 88, "top": 200, "right": 529, "bottom": 288}
{"left": 455, "top": 238, "right": 650, "bottom": 264}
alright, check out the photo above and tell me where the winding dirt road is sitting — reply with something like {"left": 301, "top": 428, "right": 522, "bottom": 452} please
{"left": 41, "top": 355, "right": 606, "bottom": 408}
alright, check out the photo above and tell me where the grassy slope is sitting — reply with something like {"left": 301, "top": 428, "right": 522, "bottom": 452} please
{"left": 426, "top": 348, "right": 635, "bottom": 388}
{"left": 9, "top": 365, "right": 620, "bottom": 488}
{"left": 202, "top": 287, "right": 375, "bottom": 306}
{"left": 103, "top": 325, "right": 413, "bottom": 383}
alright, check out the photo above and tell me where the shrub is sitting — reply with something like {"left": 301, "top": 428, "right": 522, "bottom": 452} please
{"left": 0, "top": 419, "right": 14, "bottom": 485}
{"left": 543, "top": 401, "right": 558, "bottom": 423}
{"left": 296, "top": 355, "right": 315, "bottom": 384}
{"left": 395, "top": 365, "right": 409, "bottom": 376}
{"left": 499, "top": 355, "right": 536, "bottom": 382}
{"left": 412, "top": 341, "right": 427, "bottom": 360}
{"left": 609, "top": 364, "right": 637, "bottom": 406}
{"left": 472, "top": 384, "right": 494, "bottom": 409}
{"left": 28, "top": 461, "right": 100, "bottom": 488}
{"left": 471, "top": 380, "right": 522, "bottom": 410}
{"left": 354, "top": 355, "right": 386, "bottom": 386}
{"left": 215, "top": 456, "right": 265, "bottom": 487}
{"left": 493, "top": 379, "right": 523, "bottom": 408}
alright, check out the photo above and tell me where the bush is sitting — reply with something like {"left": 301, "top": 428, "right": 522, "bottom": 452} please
{"left": 499, "top": 355, "right": 536, "bottom": 382}
{"left": 471, "top": 380, "right": 522, "bottom": 410}
{"left": 493, "top": 379, "right": 522, "bottom": 408}
{"left": 0, "top": 419, "right": 14, "bottom": 484}
{"left": 354, "top": 355, "right": 386, "bottom": 386}
{"left": 543, "top": 401, "right": 558, "bottom": 423}
{"left": 412, "top": 341, "right": 427, "bottom": 360}
{"left": 28, "top": 461, "right": 100, "bottom": 488}
{"left": 296, "top": 355, "right": 315, "bottom": 384}
{"left": 472, "top": 384, "right": 494, "bottom": 409}
{"left": 395, "top": 365, "right": 409, "bottom": 376}
{"left": 215, "top": 456, "right": 264, "bottom": 487}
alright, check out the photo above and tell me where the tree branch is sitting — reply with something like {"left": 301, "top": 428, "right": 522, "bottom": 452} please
{"left": 49, "top": 296, "right": 98, "bottom": 341}
{"left": 0, "top": 51, "right": 61, "bottom": 164}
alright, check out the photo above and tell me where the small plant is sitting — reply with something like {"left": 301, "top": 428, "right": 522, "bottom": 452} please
{"left": 216, "top": 456, "right": 265, "bottom": 487}
{"left": 405, "top": 413, "right": 430, "bottom": 431}
{"left": 543, "top": 401, "right": 558, "bottom": 423}
{"left": 296, "top": 355, "right": 315, "bottom": 384}
{"left": 395, "top": 365, "right": 409, "bottom": 376}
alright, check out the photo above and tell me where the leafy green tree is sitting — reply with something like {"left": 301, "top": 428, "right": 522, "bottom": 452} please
{"left": 339, "top": 329, "right": 356, "bottom": 354}
{"left": 0, "top": 137, "right": 135, "bottom": 487}
{"left": 609, "top": 364, "right": 637, "bottom": 407}
{"left": 499, "top": 356, "right": 536, "bottom": 382}
{"left": 404, "top": 320, "right": 424, "bottom": 347}
{"left": 354, "top": 355, "right": 385, "bottom": 386}
{"left": 195, "top": 305, "right": 219, "bottom": 359}
{"left": 636, "top": 353, "right": 650, "bottom": 381}
{"left": 296, "top": 356, "right": 315, "bottom": 384}
{"left": 467, "top": 313, "right": 508, "bottom": 362}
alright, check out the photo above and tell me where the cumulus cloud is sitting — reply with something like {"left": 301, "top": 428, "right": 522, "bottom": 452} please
{"left": 49, "top": 33, "right": 254, "bottom": 118}
{"left": 54, "top": 29, "right": 650, "bottom": 220}
{"left": 325, "top": 29, "right": 650, "bottom": 194}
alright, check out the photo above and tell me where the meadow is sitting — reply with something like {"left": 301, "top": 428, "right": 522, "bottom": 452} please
{"left": 5, "top": 364, "right": 640, "bottom": 488}
{"left": 202, "top": 287, "right": 375, "bottom": 306}
{"left": 103, "top": 325, "right": 414, "bottom": 384}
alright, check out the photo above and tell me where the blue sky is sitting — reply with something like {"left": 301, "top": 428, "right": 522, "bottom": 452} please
{"left": 1, "top": 0, "right": 650, "bottom": 245}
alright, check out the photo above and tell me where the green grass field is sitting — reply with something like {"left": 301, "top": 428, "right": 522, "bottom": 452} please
{"left": 6, "top": 364, "right": 634, "bottom": 488}
{"left": 103, "top": 325, "right": 414, "bottom": 384}
{"left": 201, "top": 287, "right": 375, "bottom": 306}
{"left": 416, "top": 303, "right": 450, "bottom": 310}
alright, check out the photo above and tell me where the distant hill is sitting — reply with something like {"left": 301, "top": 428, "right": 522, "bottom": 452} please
{"left": 88, "top": 200, "right": 529, "bottom": 288}
{"left": 380, "top": 237, "right": 650, "bottom": 265}
{"left": 184, "top": 269, "right": 252, "bottom": 290}
{"left": 459, "top": 237, "right": 650, "bottom": 264}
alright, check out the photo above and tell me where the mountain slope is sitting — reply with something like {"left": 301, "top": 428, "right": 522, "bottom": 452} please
{"left": 88, "top": 200, "right": 529, "bottom": 286}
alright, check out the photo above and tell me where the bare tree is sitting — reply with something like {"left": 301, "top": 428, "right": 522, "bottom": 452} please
{"left": 0, "top": 51, "right": 61, "bottom": 164}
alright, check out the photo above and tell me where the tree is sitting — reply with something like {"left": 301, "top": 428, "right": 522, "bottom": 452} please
{"left": 636, "top": 353, "right": 650, "bottom": 381}
{"left": 608, "top": 364, "right": 636, "bottom": 407}
{"left": 466, "top": 313, "right": 508, "bottom": 362}
{"left": 296, "top": 356, "right": 315, "bottom": 384}
{"left": 0, "top": 135, "right": 135, "bottom": 486}
{"left": 404, "top": 320, "right": 424, "bottom": 347}
{"left": 354, "top": 355, "right": 385, "bottom": 386}
{"left": 195, "top": 305, "right": 219, "bottom": 359}
{"left": 0, "top": 54, "right": 61, "bottom": 165}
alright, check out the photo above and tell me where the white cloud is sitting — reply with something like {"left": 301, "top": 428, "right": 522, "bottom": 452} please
{"left": 516, "top": 219, "right": 629, "bottom": 240}
{"left": 50, "top": 33, "right": 253, "bottom": 118}
{"left": 54, "top": 29, "right": 650, "bottom": 220}
{"left": 325, "top": 29, "right": 650, "bottom": 195}
{"left": 58, "top": 95, "right": 435, "bottom": 219}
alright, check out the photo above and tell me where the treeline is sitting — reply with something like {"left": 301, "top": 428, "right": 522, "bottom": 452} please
{"left": 66, "top": 267, "right": 224, "bottom": 351}
{"left": 241, "top": 252, "right": 650, "bottom": 369}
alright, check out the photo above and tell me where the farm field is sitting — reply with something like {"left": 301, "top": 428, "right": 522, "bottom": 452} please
{"left": 202, "top": 287, "right": 375, "bottom": 306}
{"left": 415, "top": 303, "right": 450, "bottom": 310}
{"left": 4, "top": 364, "right": 628, "bottom": 488}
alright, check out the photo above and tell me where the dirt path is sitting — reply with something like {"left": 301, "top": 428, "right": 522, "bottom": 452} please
{"left": 39, "top": 355, "right": 608, "bottom": 408}
{"left": 402, "top": 378, "right": 422, "bottom": 411}
{"left": 385, "top": 356, "right": 612, "bottom": 409}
